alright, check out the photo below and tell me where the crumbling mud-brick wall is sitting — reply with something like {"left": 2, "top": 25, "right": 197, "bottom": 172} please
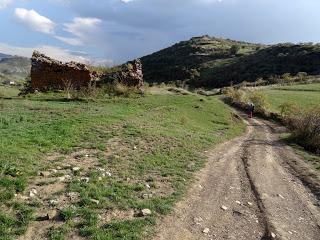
{"left": 30, "top": 51, "right": 144, "bottom": 92}
{"left": 31, "top": 51, "right": 91, "bottom": 91}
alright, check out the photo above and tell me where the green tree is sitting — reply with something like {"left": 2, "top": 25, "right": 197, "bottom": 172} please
{"left": 230, "top": 45, "right": 240, "bottom": 55}
{"left": 297, "top": 72, "right": 308, "bottom": 82}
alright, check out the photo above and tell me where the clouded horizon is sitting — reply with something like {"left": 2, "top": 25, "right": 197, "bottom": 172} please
{"left": 0, "top": 0, "right": 320, "bottom": 65}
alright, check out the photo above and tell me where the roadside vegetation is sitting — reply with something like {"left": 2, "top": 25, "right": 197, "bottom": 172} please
{"left": 224, "top": 83, "right": 320, "bottom": 156}
{"left": 0, "top": 88, "right": 244, "bottom": 239}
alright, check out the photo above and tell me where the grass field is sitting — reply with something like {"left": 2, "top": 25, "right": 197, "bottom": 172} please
{"left": 0, "top": 90, "right": 244, "bottom": 239}
{"left": 262, "top": 83, "right": 320, "bottom": 112}
{"left": 0, "top": 86, "right": 20, "bottom": 98}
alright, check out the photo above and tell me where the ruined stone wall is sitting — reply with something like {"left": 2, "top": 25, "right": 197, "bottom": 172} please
{"left": 31, "top": 51, "right": 91, "bottom": 91}
{"left": 30, "top": 51, "right": 144, "bottom": 92}
{"left": 99, "top": 59, "right": 144, "bottom": 89}
{"left": 118, "top": 59, "right": 144, "bottom": 88}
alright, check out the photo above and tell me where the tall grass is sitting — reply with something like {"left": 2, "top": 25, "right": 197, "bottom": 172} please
{"left": 291, "top": 107, "right": 320, "bottom": 154}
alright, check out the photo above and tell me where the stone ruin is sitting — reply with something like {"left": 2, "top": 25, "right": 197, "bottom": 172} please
{"left": 30, "top": 51, "right": 143, "bottom": 92}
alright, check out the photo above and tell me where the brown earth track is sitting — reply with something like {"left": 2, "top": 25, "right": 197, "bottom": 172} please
{"left": 153, "top": 115, "right": 320, "bottom": 240}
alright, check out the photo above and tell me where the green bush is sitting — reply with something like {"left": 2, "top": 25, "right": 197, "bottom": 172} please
{"left": 230, "top": 45, "right": 240, "bottom": 55}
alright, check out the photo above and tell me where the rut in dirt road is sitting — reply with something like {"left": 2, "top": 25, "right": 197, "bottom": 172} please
{"left": 153, "top": 116, "right": 320, "bottom": 240}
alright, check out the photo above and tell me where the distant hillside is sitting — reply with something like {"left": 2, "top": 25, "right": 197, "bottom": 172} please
{"left": 0, "top": 55, "right": 30, "bottom": 85}
{"left": 141, "top": 36, "right": 320, "bottom": 88}
{"left": 0, "top": 53, "right": 12, "bottom": 60}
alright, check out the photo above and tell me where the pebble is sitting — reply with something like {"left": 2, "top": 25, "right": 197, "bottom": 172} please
{"left": 48, "top": 209, "right": 58, "bottom": 220}
{"left": 271, "top": 232, "right": 276, "bottom": 238}
{"left": 58, "top": 175, "right": 72, "bottom": 182}
{"left": 58, "top": 176, "right": 66, "bottom": 182}
{"left": 72, "top": 167, "right": 80, "bottom": 172}
{"left": 203, "top": 228, "right": 210, "bottom": 234}
{"left": 194, "top": 217, "right": 203, "bottom": 225}
{"left": 39, "top": 171, "right": 51, "bottom": 177}
{"left": 247, "top": 202, "right": 253, "bottom": 206}
{"left": 90, "top": 199, "right": 100, "bottom": 205}
{"left": 221, "top": 205, "right": 228, "bottom": 211}
{"left": 235, "top": 200, "right": 241, "bottom": 205}
{"left": 29, "top": 189, "right": 38, "bottom": 198}
{"left": 141, "top": 208, "right": 152, "bottom": 216}
{"left": 80, "top": 177, "right": 90, "bottom": 183}
{"left": 49, "top": 199, "right": 59, "bottom": 206}
{"left": 51, "top": 169, "right": 58, "bottom": 173}
{"left": 142, "top": 193, "right": 153, "bottom": 199}
{"left": 277, "top": 194, "right": 285, "bottom": 199}
{"left": 146, "top": 184, "right": 151, "bottom": 189}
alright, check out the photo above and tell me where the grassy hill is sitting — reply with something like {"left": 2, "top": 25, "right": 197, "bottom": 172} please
{"left": 0, "top": 55, "right": 30, "bottom": 85}
{"left": 141, "top": 36, "right": 320, "bottom": 88}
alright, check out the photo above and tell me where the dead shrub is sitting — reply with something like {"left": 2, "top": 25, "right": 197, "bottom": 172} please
{"left": 248, "top": 91, "right": 269, "bottom": 114}
{"left": 225, "top": 87, "right": 247, "bottom": 104}
{"left": 76, "top": 82, "right": 101, "bottom": 100}
{"left": 62, "top": 79, "right": 76, "bottom": 100}
{"left": 279, "top": 102, "right": 301, "bottom": 126}
{"left": 113, "top": 83, "right": 142, "bottom": 97}
{"left": 292, "top": 107, "right": 320, "bottom": 153}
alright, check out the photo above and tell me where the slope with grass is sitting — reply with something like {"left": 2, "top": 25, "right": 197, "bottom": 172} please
{"left": 141, "top": 36, "right": 320, "bottom": 88}
{"left": 0, "top": 56, "right": 30, "bottom": 85}
{"left": 0, "top": 91, "right": 244, "bottom": 239}
{"left": 262, "top": 83, "right": 320, "bottom": 112}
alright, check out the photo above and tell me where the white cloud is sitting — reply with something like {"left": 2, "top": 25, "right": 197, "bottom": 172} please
{"left": 120, "top": 0, "right": 134, "bottom": 3}
{"left": 64, "top": 17, "right": 101, "bottom": 38}
{"left": 0, "top": 42, "right": 88, "bottom": 63}
{"left": 14, "top": 8, "right": 55, "bottom": 34}
{"left": 54, "top": 36, "right": 83, "bottom": 46}
{"left": 0, "top": 0, "right": 12, "bottom": 10}
{"left": 0, "top": 42, "right": 113, "bottom": 65}
{"left": 56, "top": 17, "right": 102, "bottom": 46}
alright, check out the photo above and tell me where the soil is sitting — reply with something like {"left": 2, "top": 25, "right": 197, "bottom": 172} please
{"left": 153, "top": 115, "right": 320, "bottom": 240}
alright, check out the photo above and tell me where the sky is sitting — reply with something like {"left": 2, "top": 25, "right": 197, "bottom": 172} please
{"left": 0, "top": 0, "right": 320, "bottom": 65}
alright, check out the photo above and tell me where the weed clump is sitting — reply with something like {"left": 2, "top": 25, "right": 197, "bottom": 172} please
{"left": 292, "top": 107, "right": 320, "bottom": 154}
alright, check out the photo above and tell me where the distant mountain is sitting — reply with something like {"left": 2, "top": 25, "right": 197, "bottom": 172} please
{"left": 0, "top": 54, "right": 30, "bottom": 85}
{"left": 0, "top": 53, "right": 13, "bottom": 60}
{"left": 141, "top": 36, "right": 320, "bottom": 88}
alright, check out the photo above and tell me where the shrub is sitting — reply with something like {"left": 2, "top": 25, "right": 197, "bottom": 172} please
{"left": 281, "top": 73, "right": 294, "bottom": 84}
{"left": 62, "top": 79, "right": 75, "bottom": 100}
{"left": 225, "top": 87, "right": 246, "bottom": 104}
{"left": 297, "top": 72, "right": 308, "bottom": 82}
{"left": 230, "top": 45, "right": 240, "bottom": 55}
{"left": 279, "top": 102, "right": 301, "bottom": 126}
{"left": 113, "top": 83, "right": 142, "bottom": 97}
{"left": 292, "top": 107, "right": 320, "bottom": 153}
{"left": 248, "top": 91, "right": 269, "bottom": 113}
{"left": 19, "top": 75, "right": 32, "bottom": 96}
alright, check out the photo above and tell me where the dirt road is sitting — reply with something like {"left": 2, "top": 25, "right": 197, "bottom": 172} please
{"left": 153, "top": 115, "right": 320, "bottom": 240}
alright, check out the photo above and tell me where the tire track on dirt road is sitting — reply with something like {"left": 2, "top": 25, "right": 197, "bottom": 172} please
{"left": 153, "top": 115, "right": 320, "bottom": 240}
